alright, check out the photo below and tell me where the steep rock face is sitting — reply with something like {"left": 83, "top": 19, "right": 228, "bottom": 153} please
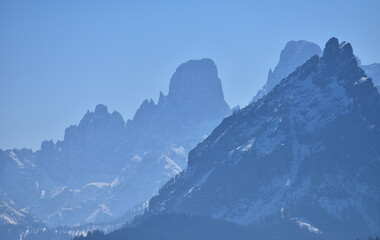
{"left": 148, "top": 38, "right": 380, "bottom": 239}
{"left": 252, "top": 40, "right": 322, "bottom": 102}
{"left": 0, "top": 59, "right": 230, "bottom": 227}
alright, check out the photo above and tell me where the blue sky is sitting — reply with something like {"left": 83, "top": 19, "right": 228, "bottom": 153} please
{"left": 1, "top": 0, "right": 379, "bottom": 150}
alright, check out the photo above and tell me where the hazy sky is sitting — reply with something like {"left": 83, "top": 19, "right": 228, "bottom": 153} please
{"left": 1, "top": 0, "right": 379, "bottom": 150}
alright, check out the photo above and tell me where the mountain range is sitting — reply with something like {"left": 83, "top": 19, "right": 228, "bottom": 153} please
{"left": 1, "top": 38, "right": 380, "bottom": 240}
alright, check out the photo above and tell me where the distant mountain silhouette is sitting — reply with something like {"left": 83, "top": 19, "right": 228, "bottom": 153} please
{"left": 251, "top": 40, "right": 322, "bottom": 103}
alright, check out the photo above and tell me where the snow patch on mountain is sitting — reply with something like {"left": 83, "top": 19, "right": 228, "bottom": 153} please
{"left": 292, "top": 218, "right": 322, "bottom": 234}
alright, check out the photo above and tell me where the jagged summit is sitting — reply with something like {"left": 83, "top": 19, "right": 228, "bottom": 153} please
{"left": 251, "top": 40, "right": 322, "bottom": 102}
{"left": 322, "top": 37, "right": 356, "bottom": 68}
{"left": 33, "top": 104, "right": 127, "bottom": 188}
{"left": 65, "top": 105, "right": 125, "bottom": 145}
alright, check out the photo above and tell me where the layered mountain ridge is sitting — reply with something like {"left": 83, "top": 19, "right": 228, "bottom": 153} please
{"left": 0, "top": 58, "right": 230, "bottom": 228}
{"left": 2, "top": 38, "right": 379, "bottom": 240}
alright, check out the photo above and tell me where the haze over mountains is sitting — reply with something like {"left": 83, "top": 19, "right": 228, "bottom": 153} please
{"left": 1, "top": 38, "right": 380, "bottom": 240}
{"left": 0, "top": 59, "right": 230, "bottom": 234}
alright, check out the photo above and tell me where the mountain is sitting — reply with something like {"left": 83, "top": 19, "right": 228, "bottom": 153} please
{"left": 147, "top": 38, "right": 380, "bottom": 239}
{"left": 0, "top": 58, "right": 230, "bottom": 228}
{"left": 252, "top": 40, "right": 380, "bottom": 105}
{"left": 251, "top": 40, "right": 322, "bottom": 103}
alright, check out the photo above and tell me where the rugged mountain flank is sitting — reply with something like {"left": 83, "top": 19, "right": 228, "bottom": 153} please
{"left": 148, "top": 38, "right": 380, "bottom": 239}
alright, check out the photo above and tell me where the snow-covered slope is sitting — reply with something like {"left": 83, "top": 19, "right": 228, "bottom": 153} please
{"left": 0, "top": 201, "right": 42, "bottom": 227}
{"left": 148, "top": 38, "right": 380, "bottom": 239}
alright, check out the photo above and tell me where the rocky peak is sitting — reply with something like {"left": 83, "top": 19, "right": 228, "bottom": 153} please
{"left": 94, "top": 104, "right": 108, "bottom": 115}
{"left": 321, "top": 37, "right": 357, "bottom": 70}
{"left": 252, "top": 40, "right": 322, "bottom": 102}
{"left": 322, "top": 37, "right": 339, "bottom": 59}
{"left": 129, "top": 58, "right": 230, "bottom": 132}
{"left": 63, "top": 104, "right": 125, "bottom": 147}
{"left": 132, "top": 99, "right": 156, "bottom": 124}
{"left": 166, "top": 58, "right": 230, "bottom": 122}
{"left": 168, "top": 58, "right": 220, "bottom": 101}
{"left": 277, "top": 40, "right": 322, "bottom": 72}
